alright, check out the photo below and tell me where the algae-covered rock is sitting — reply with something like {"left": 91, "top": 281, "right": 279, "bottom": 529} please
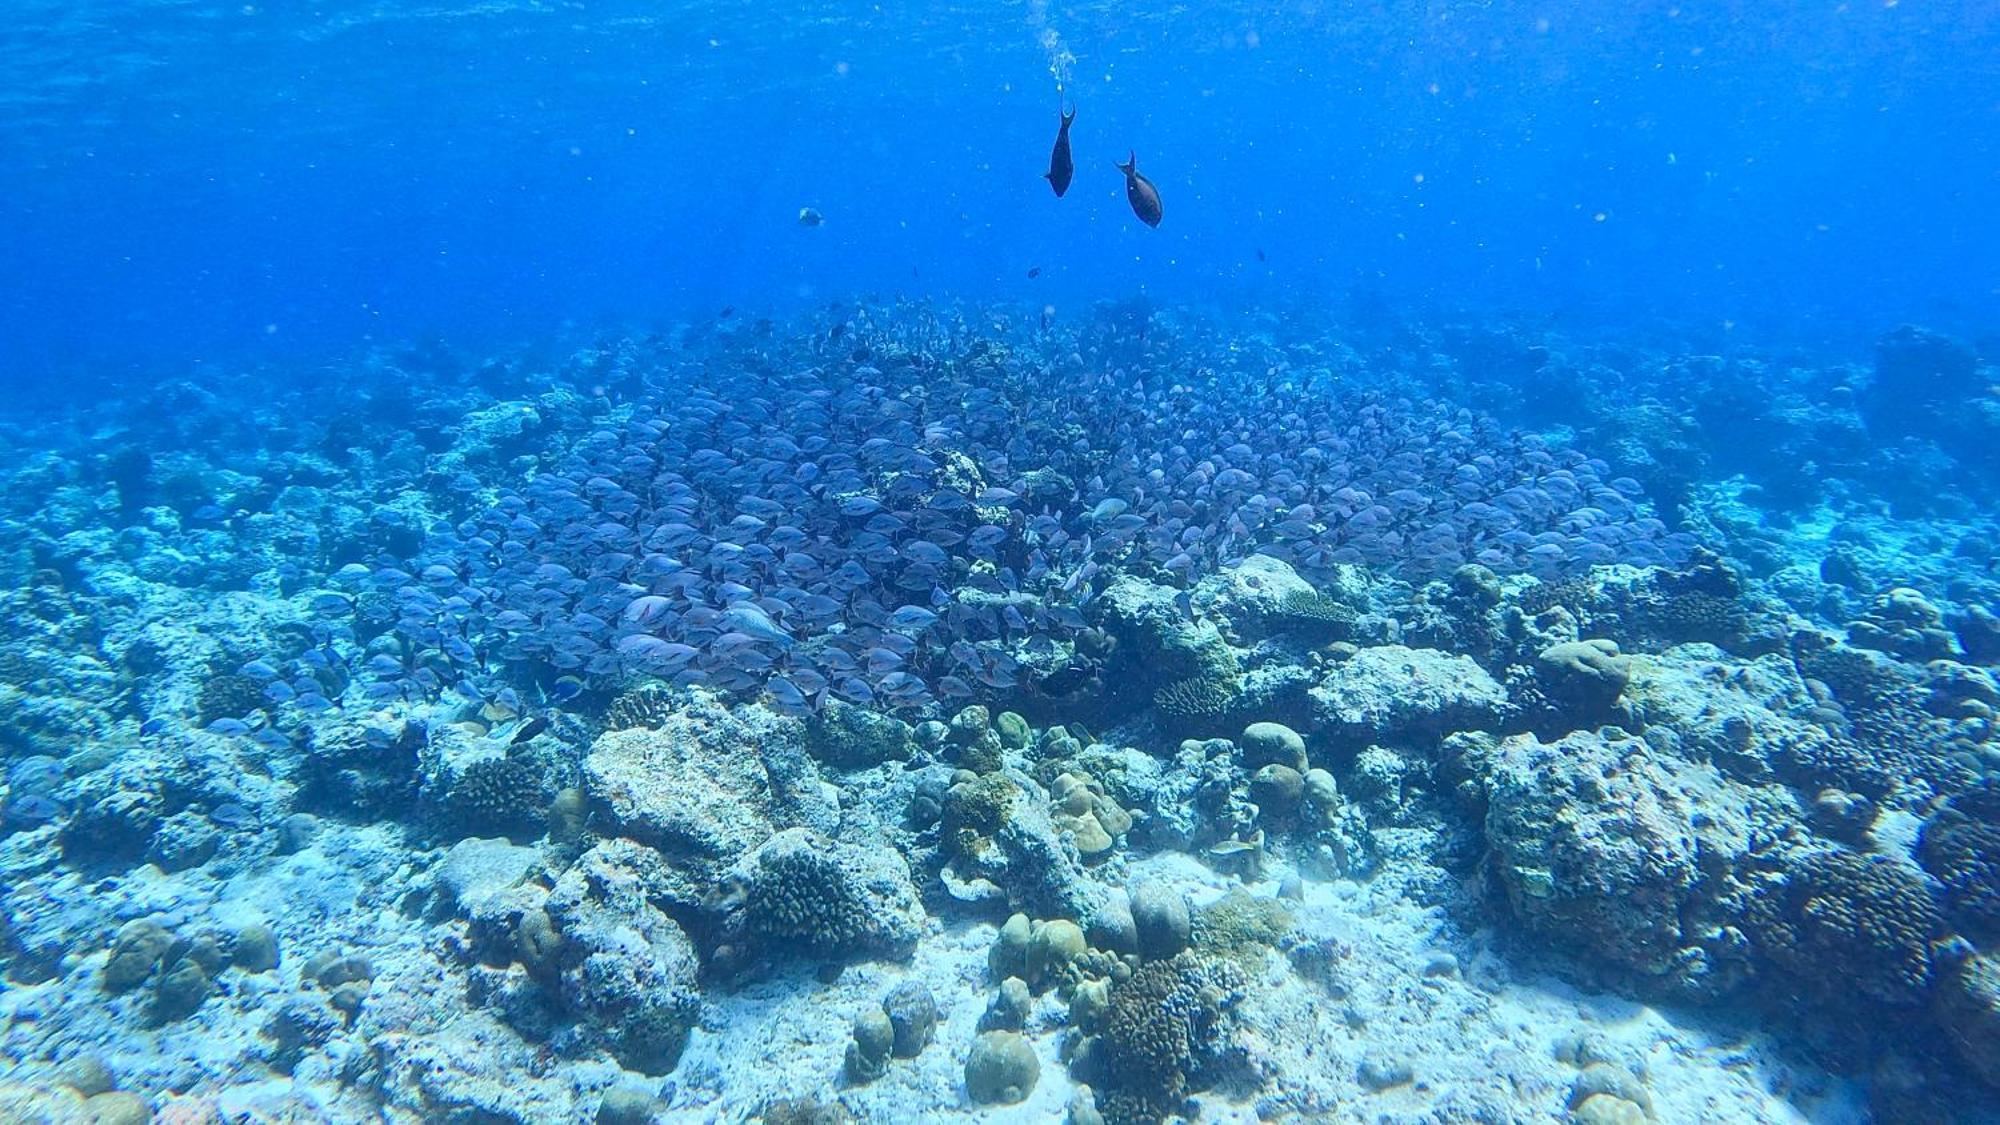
{"left": 733, "top": 828, "right": 924, "bottom": 963}
{"left": 1570, "top": 1094, "right": 1650, "bottom": 1125}
{"left": 544, "top": 840, "right": 702, "bottom": 1075}
{"left": 995, "top": 711, "right": 1032, "bottom": 751}
{"left": 945, "top": 772, "right": 1098, "bottom": 921}
{"left": 990, "top": 913, "right": 1032, "bottom": 981}
{"left": 230, "top": 923, "right": 280, "bottom": 973}
{"left": 1569, "top": 1063, "right": 1653, "bottom": 1116}
{"left": 1192, "top": 888, "right": 1293, "bottom": 967}
{"left": 584, "top": 690, "right": 834, "bottom": 888}
{"left": 982, "top": 976, "right": 1032, "bottom": 1031}
{"left": 1536, "top": 638, "right": 1633, "bottom": 717}
{"left": 965, "top": 1030, "right": 1040, "bottom": 1105}
{"left": 1936, "top": 950, "right": 2000, "bottom": 1087}
{"left": 436, "top": 836, "right": 540, "bottom": 919}
{"left": 597, "top": 1087, "right": 667, "bottom": 1125}
{"left": 807, "top": 699, "right": 913, "bottom": 768}
{"left": 845, "top": 1008, "right": 894, "bottom": 1082}
{"left": 1248, "top": 763, "right": 1304, "bottom": 817}
{"left": 1480, "top": 728, "right": 1759, "bottom": 994}
{"left": 1309, "top": 645, "right": 1508, "bottom": 749}
{"left": 1026, "top": 918, "right": 1087, "bottom": 991}
{"left": 1190, "top": 554, "right": 1340, "bottom": 643}
{"left": 101, "top": 920, "right": 173, "bottom": 992}
{"left": 84, "top": 1091, "right": 151, "bottom": 1125}
{"left": 1098, "top": 575, "right": 1238, "bottom": 684}
{"left": 145, "top": 958, "right": 211, "bottom": 1024}
{"left": 51, "top": 1053, "right": 114, "bottom": 1097}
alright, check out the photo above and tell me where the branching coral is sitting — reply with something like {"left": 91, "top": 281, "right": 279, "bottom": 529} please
{"left": 1084, "top": 951, "right": 1245, "bottom": 1124}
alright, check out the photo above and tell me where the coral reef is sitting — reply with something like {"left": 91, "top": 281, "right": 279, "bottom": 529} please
{"left": 1, "top": 306, "right": 1996, "bottom": 1120}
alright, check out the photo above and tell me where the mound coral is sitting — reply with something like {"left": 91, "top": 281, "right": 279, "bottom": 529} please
{"left": 1749, "top": 848, "right": 1943, "bottom": 1007}
{"left": 1918, "top": 780, "right": 2000, "bottom": 940}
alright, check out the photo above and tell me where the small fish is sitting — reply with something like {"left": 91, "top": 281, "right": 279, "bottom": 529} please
{"left": 887, "top": 605, "right": 940, "bottom": 632}
{"left": 1116, "top": 151, "right": 1163, "bottom": 228}
{"left": 797, "top": 207, "right": 824, "bottom": 227}
{"left": 1027, "top": 267, "right": 1041, "bottom": 278}
{"left": 206, "top": 717, "right": 253, "bottom": 737}
{"left": 509, "top": 715, "right": 549, "bottom": 745}
{"left": 5, "top": 794, "right": 63, "bottom": 825}
{"left": 1209, "top": 830, "right": 1266, "bottom": 856}
{"left": 1044, "top": 105, "right": 1076, "bottom": 197}
{"left": 1256, "top": 247, "right": 1266, "bottom": 262}
{"left": 549, "top": 675, "right": 586, "bottom": 703}
{"left": 209, "top": 802, "right": 254, "bottom": 828}
{"left": 764, "top": 676, "right": 810, "bottom": 713}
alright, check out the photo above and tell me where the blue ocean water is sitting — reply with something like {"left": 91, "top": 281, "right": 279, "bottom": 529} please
{"left": 4, "top": 3, "right": 2000, "bottom": 1123}
{"left": 4, "top": 2, "right": 1996, "bottom": 375}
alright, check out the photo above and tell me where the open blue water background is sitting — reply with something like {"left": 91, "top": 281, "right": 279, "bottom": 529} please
{"left": 3, "top": 1, "right": 1996, "bottom": 378}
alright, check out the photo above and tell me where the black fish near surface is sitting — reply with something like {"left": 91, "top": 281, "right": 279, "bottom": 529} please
{"left": 1044, "top": 106, "right": 1076, "bottom": 197}
{"left": 1117, "top": 151, "right": 1162, "bottom": 227}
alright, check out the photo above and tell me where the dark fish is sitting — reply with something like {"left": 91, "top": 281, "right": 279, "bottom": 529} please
{"left": 797, "top": 207, "right": 824, "bottom": 227}
{"left": 1256, "top": 248, "right": 1266, "bottom": 262}
{"left": 509, "top": 715, "right": 550, "bottom": 745}
{"left": 1044, "top": 106, "right": 1076, "bottom": 197}
{"left": 1117, "top": 151, "right": 1163, "bottom": 228}
{"left": 1027, "top": 267, "right": 1041, "bottom": 278}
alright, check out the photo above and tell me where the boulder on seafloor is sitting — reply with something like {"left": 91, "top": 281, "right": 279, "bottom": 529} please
{"left": 1474, "top": 727, "right": 1771, "bottom": 997}
{"left": 719, "top": 828, "right": 926, "bottom": 966}
{"left": 542, "top": 840, "right": 703, "bottom": 1075}
{"left": 1188, "top": 554, "right": 1318, "bottom": 641}
{"left": 1096, "top": 574, "right": 1239, "bottom": 683}
{"left": 584, "top": 689, "right": 837, "bottom": 888}
{"left": 1309, "top": 645, "right": 1509, "bottom": 751}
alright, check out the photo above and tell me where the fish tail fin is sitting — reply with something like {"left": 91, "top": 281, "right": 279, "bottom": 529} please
{"left": 1116, "top": 150, "right": 1136, "bottom": 174}
{"left": 1062, "top": 104, "right": 1076, "bottom": 126}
